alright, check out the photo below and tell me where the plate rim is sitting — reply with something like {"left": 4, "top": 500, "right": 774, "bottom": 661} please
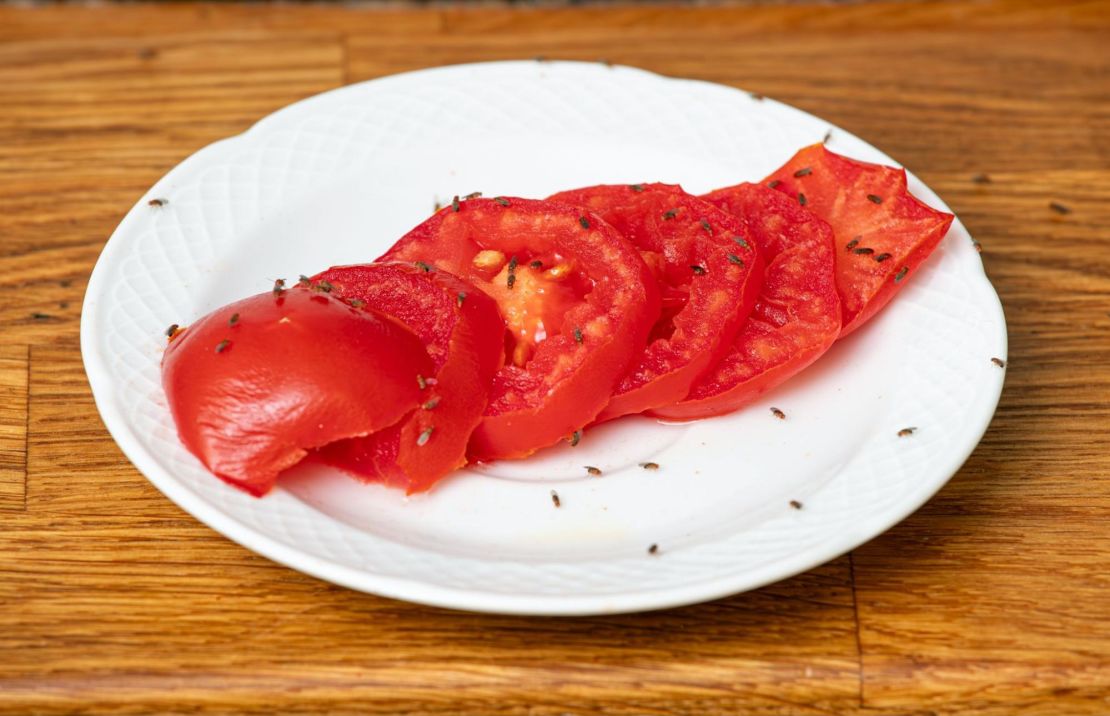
{"left": 80, "top": 60, "right": 1007, "bottom": 615}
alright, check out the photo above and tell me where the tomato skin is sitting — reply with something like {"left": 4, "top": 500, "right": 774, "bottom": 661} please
{"left": 763, "top": 144, "right": 954, "bottom": 336}
{"left": 380, "top": 197, "right": 660, "bottom": 460}
{"left": 161, "top": 288, "right": 432, "bottom": 496}
{"left": 548, "top": 183, "right": 763, "bottom": 421}
{"left": 652, "top": 183, "right": 841, "bottom": 420}
{"left": 308, "top": 263, "right": 504, "bottom": 492}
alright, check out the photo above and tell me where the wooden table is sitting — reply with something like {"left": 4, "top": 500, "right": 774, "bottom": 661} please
{"left": 2, "top": 1, "right": 1107, "bottom": 713}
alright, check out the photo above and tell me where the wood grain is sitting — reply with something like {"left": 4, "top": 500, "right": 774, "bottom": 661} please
{"left": 0, "top": 345, "right": 29, "bottom": 512}
{"left": 854, "top": 514, "right": 1110, "bottom": 714}
{"left": 26, "top": 343, "right": 164, "bottom": 515}
{"left": 0, "top": 1, "right": 1108, "bottom": 714}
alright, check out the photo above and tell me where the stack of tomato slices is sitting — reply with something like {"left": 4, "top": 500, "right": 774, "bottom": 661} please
{"left": 162, "top": 144, "right": 954, "bottom": 496}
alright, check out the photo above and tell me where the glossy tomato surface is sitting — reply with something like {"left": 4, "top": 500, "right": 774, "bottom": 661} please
{"left": 549, "top": 183, "right": 763, "bottom": 420}
{"left": 763, "top": 144, "right": 954, "bottom": 336}
{"left": 308, "top": 263, "right": 504, "bottom": 492}
{"left": 161, "top": 287, "right": 432, "bottom": 496}
{"left": 381, "top": 196, "right": 660, "bottom": 460}
{"left": 653, "top": 183, "right": 841, "bottom": 420}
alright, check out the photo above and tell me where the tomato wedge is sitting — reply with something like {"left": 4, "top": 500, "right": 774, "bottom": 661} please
{"left": 763, "top": 144, "right": 954, "bottom": 336}
{"left": 548, "top": 183, "right": 763, "bottom": 420}
{"left": 161, "top": 286, "right": 433, "bottom": 496}
{"left": 307, "top": 263, "right": 503, "bottom": 493}
{"left": 380, "top": 196, "right": 660, "bottom": 460}
{"left": 652, "top": 183, "right": 841, "bottom": 420}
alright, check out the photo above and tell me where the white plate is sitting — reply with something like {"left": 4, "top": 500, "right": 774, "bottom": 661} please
{"left": 81, "top": 61, "right": 1006, "bottom": 615}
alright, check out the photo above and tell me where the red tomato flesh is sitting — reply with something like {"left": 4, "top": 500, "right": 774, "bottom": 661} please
{"left": 161, "top": 287, "right": 433, "bottom": 496}
{"left": 380, "top": 196, "right": 660, "bottom": 460}
{"left": 763, "top": 144, "right": 954, "bottom": 336}
{"left": 652, "top": 183, "right": 841, "bottom": 420}
{"left": 307, "top": 263, "right": 504, "bottom": 493}
{"left": 548, "top": 183, "right": 763, "bottom": 420}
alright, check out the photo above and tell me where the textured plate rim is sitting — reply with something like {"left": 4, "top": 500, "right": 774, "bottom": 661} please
{"left": 81, "top": 60, "right": 1007, "bottom": 615}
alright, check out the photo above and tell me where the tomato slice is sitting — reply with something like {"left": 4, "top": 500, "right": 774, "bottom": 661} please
{"left": 652, "top": 183, "right": 841, "bottom": 420}
{"left": 161, "top": 286, "right": 433, "bottom": 496}
{"left": 763, "top": 144, "right": 954, "bottom": 336}
{"left": 307, "top": 263, "right": 504, "bottom": 492}
{"left": 548, "top": 183, "right": 763, "bottom": 420}
{"left": 380, "top": 196, "right": 660, "bottom": 460}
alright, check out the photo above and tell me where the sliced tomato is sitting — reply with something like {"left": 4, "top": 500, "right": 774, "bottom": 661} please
{"left": 161, "top": 286, "right": 433, "bottom": 496}
{"left": 763, "top": 144, "right": 954, "bottom": 336}
{"left": 652, "top": 183, "right": 841, "bottom": 420}
{"left": 306, "top": 263, "right": 503, "bottom": 493}
{"left": 380, "top": 196, "right": 660, "bottom": 460}
{"left": 548, "top": 183, "right": 763, "bottom": 420}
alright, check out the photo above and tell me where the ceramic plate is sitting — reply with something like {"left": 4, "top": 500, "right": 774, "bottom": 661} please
{"left": 81, "top": 61, "right": 1006, "bottom": 615}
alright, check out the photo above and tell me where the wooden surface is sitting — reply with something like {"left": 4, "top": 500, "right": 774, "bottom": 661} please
{"left": 1, "top": 1, "right": 1108, "bottom": 713}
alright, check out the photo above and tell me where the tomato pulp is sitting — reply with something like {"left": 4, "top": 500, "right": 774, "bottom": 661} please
{"left": 381, "top": 196, "right": 660, "bottom": 460}
{"left": 548, "top": 183, "right": 763, "bottom": 420}
{"left": 652, "top": 183, "right": 841, "bottom": 420}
